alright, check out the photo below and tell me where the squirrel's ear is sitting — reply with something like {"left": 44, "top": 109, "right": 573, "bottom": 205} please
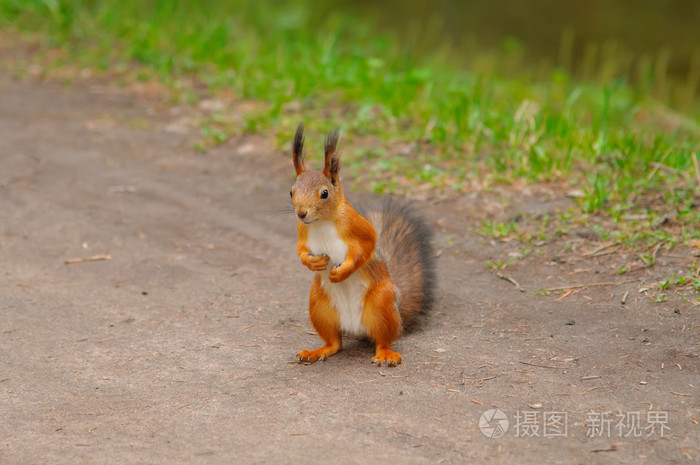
{"left": 292, "top": 123, "right": 305, "bottom": 176}
{"left": 323, "top": 127, "right": 341, "bottom": 185}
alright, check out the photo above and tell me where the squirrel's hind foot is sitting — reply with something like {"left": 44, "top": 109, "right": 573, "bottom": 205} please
{"left": 372, "top": 348, "right": 402, "bottom": 367}
{"left": 296, "top": 345, "right": 340, "bottom": 363}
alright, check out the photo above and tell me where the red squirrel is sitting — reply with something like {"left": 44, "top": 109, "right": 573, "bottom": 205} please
{"left": 290, "top": 124, "right": 435, "bottom": 366}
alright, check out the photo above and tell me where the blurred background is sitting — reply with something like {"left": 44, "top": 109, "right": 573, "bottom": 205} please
{"left": 1, "top": 0, "right": 698, "bottom": 229}
{"left": 3, "top": 0, "right": 699, "bottom": 112}
{"left": 330, "top": 0, "right": 700, "bottom": 112}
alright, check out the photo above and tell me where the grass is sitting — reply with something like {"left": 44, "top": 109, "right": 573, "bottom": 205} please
{"left": 651, "top": 260, "right": 700, "bottom": 303}
{"left": 1, "top": 0, "right": 699, "bottom": 246}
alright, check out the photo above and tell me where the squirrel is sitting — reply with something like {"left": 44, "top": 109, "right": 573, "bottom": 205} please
{"left": 289, "top": 123, "right": 435, "bottom": 366}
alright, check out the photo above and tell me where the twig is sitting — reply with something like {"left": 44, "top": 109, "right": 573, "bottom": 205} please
{"left": 543, "top": 279, "right": 638, "bottom": 292}
{"left": 664, "top": 253, "right": 690, "bottom": 259}
{"left": 621, "top": 291, "right": 629, "bottom": 305}
{"left": 554, "top": 289, "right": 575, "bottom": 301}
{"left": 592, "top": 444, "right": 618, "bottom": 453}
{"left": 64, "top": 254, "right": 111, "bottom": 265}
{"left": 583, "top": 243, "right": 618, "bottom": 258}
{"left": 648, "top": 162, "right": 677, "bottom": 176}
{"left": 568, "top": 268, "right": 592, "bottom": 275}
{"left": 519, "top": 361, "right": 564, "bottom": 369}
{"left": 639, "top": 242, "right": 663, "bottom": 267}
{"left": 581, "top": 375, "right": 601, "bottom": 381}
{"left": 646, "top": 148, "right": 672, "bottom": 181}
{"left": 589, "top": 250, "right": 619, "bottom": 258}
{"left": 650, "top": 242, "right": 663, "bottom": 264}
{"left": 496, "top": 272, "right": 525, "bottom": 292}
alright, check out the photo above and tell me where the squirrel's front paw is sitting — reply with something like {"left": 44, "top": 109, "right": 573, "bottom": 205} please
{"left": 301, "top": 253, "right": 328, "bottom": 272}
{"left": 329, "top": 264, "right": 351, "bottom": 283}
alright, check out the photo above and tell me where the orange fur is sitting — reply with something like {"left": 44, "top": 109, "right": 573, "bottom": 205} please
{"left": 297, "top": 224, "right": 329, "bottom": 272}
{"left": 295, "top": 187, "right": 402, "bottom": 365}
{"left": 291, "top": 124, "right": 433, "bottom": 366}
{"left": 296, "top": 275, "right": 342, "bottom": 362}
{"left": 360, "top": 260, "right": 403, "bottom": 366}
{"left": 328, "top": 201, "right": 376, "bottom": 283}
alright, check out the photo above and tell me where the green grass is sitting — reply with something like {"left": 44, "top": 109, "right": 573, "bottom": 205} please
{"left": 651, "top": 260, "right": 700, "bottom": 303}
{"left": 1, "top": 0, "right": 699, "bottom": 245}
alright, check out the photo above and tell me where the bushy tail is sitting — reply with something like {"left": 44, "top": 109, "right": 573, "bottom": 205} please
{"left": 366, "top": 199, "right": 436, "bottom": 325}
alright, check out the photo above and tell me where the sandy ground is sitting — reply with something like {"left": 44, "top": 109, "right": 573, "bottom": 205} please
{"left": 1, "top": 76, "right": 698, "bottom": 464}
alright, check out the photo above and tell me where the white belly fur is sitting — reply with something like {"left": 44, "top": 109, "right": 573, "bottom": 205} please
{"left": 306, "top": 221, "right": 367, "bottom": 336}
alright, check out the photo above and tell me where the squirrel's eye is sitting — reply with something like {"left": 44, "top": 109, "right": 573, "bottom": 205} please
{"left": 320, "top": 189, "right": 329, "bottom": 199}
{"left": 290, "top": 190, "right": 293, "bottom": 198}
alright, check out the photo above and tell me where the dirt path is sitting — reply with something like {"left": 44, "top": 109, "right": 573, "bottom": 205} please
{"left": 1, "top": 76, "right": 698, "bottom": 464}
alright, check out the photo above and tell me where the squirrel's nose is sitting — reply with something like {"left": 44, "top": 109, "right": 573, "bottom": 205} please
{"left": 297, "top": 210, "right": 307, "bottom": 219}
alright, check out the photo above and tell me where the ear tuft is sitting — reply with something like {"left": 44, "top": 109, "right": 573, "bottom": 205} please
{"left": 329, "top": 153, "right": 341, "bottom": 185}
{"left": 324, "top": 127, "right": 340, "bottom": 158}
{"left": 323, "top": 127, "right": 341, "bottom": 183}
{"left": 292, "top": 123, "right": 305, "bottom": 176}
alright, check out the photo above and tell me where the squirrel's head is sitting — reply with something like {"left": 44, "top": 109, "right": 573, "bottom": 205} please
{"left": 290, "top": 123, "right": 343, "bottom": 225}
